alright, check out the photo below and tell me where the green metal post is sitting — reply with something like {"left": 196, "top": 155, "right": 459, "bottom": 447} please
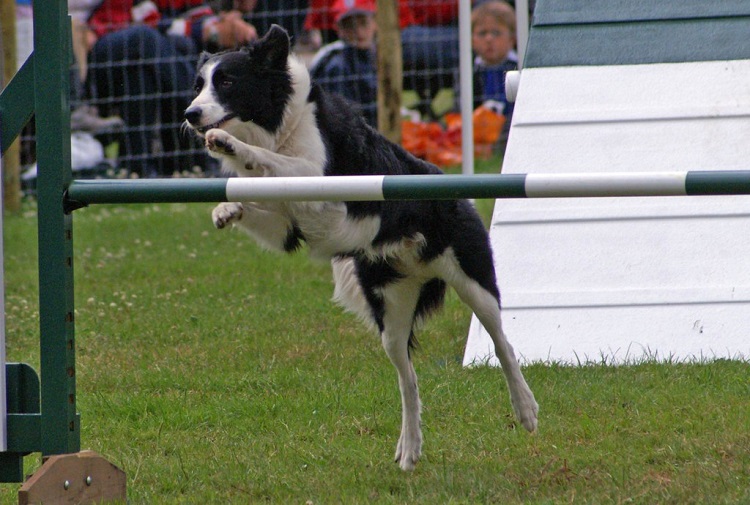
{"left": 33, "top": 0, "right": 79, "bottom": 456}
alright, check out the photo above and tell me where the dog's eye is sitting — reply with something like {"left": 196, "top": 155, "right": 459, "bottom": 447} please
{"left": 220, "top": 79, "right": 233, "bottom": 89}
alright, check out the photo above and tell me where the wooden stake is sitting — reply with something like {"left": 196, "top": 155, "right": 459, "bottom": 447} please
{"left": 375, "top": 0, "right": 402, "bottom": 144}
{"left": 18, "top": 451, "right": 126, "bottom": 505}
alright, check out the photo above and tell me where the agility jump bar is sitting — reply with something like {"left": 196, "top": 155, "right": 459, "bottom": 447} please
{"left": 65, "top": 171, "right": 750, "bottom": 208}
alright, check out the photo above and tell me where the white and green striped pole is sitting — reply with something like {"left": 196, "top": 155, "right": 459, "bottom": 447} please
{"left": 65, "top": 171, "right": 750, "bottom": 208}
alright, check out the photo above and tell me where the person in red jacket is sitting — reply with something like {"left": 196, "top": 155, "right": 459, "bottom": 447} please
{"left": 304, "top": 0, "right": 459, "bottom": 118}
{"left": 303, "top": 0, "right": 457, "bottom": 63}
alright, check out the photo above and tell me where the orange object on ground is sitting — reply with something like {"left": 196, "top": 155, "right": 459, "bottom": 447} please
{"left": 401, "top": 106, "right": 505, "bottom": 167}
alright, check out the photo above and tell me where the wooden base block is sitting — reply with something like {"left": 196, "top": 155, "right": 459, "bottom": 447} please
{"left": 18, "top": 451, "right": 126, "bottom": 505}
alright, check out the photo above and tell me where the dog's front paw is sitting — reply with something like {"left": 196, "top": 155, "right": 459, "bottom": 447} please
{"left": 212, "top": 202, "right": 244, "bottom": 229}
{"left": 205, "top": 129, "right": 237, "bottom": 157}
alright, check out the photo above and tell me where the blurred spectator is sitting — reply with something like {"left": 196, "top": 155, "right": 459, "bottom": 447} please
{"left": 309, "top": 0, "right": 377, "bottom": 127}
{"left": 211, "top": 0, "right": 313, "bottom": 51}
{"left": 304, "top": 0, "right": 458, "bottom": 118}
{"left": 303, "top": 0, "right": 338, "bottom": 44}
{"left": 201, "top": 0, "right": 260, "bottom": 51}
{"left": 303, "top": 0, "right": 458, "bottom": 67}
{"left": 249, "top": 0, "right": 309, "bottom": 46}
{"left": 400, "top": 0, "right": 458, "bottom": 72}
{"left": 400, "top": 0, "right": 458, "bottom": 118}
{"left": 79, "top": 0, "right": 258, "bottom": 177}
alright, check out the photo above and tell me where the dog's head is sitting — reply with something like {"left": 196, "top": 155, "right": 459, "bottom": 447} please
{"left": 184, "top": 25, "right": 294, "bottom": 138}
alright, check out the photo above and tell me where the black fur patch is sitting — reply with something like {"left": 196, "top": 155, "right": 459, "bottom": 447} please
{"left": 283, "top": 224, "right": 304, "bottom": 253}
{"left": 353, "top": 256, "right": 404, "bottom": 333}
{"left": 415, "top": 278, "right": 448, "bottom": 323}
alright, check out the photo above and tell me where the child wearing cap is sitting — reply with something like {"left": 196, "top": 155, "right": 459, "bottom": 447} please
{"left": 309, "top": 0, "right": 378, "bottom": 127}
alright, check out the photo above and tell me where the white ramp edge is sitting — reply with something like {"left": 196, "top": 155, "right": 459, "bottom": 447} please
{"left": 465, "top": 60, "right": 750, "bottom": 366}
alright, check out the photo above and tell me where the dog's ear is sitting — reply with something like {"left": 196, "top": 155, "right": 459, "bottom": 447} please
{"left": 197, "top": 51, "right": 212, "bottom": 70}
{"left": 256, "top": 24, "right": 290, "bottom": 67}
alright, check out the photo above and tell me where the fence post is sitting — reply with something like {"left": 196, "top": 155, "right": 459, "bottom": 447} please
{"left": 375, "top": 0, "right": 402, "bottom": 144}
{"left": 33, "top": 0, "right": 79, "bottom": 457}
{"left": 0, "top": 0, "right": 40, "bottom": 484}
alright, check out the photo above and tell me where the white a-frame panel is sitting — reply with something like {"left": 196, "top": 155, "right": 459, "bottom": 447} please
{"left": 465, "top": 60, "right": 750, "bottom": 365}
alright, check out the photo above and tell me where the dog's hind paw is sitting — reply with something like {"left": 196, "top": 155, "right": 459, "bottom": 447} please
{"left": 212, "top": 202, "right": 244, "bottom": 229}
{"left": 394, "top": 432, "right": 422, "bottom": 471}
{"left": 512, "top": 387, "right": 539, "bottom": 433}
{"left": 205, "top": 129, "right": 236, "bottom": 156}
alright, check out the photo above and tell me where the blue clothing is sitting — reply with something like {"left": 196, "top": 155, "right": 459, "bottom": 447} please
{"left": 401, "top": 24, "right": 459, "bottom": 73}
{"left": 86, "top": 25, "right": 202, "bottom": 176}
{"left": 472, "top": 52, "right": 518, "bottom": 123}
{"left": 452, "top": 50, "right": 518, "bottom": 152}
{"left": 310, "top": 41, "right": 378, "bottom": 128}
{"left": 453, "top": 51, "right": 518, "bottom": 121}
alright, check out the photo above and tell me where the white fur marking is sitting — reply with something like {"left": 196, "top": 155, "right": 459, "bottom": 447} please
{"left": 379, "top": 279, "right": 424, "bottom": 470}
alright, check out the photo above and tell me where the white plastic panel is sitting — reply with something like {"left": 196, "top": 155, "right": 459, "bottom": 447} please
{"left": 465, "top": 60, "right": 750, "bottom": 365}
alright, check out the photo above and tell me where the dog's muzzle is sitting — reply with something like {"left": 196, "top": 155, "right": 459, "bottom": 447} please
{"left": 184, "top": 106, "right": 237, "bottom": 135}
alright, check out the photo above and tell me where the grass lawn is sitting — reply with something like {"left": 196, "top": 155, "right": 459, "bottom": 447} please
{"left": 2, "top": 168, "right": 750, "bottom": 503}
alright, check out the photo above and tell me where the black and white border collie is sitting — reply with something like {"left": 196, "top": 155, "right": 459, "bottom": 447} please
{"left": 184, "top": 25, "right": 538, "bottom": 471}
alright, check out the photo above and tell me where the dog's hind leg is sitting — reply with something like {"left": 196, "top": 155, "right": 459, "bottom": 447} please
{"left": 379, "top": 279, "right": 424, "bottom": 471}
{"left": 439, "top": 256, "right": 539, "bottom": 433}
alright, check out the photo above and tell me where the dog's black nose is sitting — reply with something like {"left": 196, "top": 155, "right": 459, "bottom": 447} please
{"left": 184, "top": 107, "right": 202, "bottom": 125}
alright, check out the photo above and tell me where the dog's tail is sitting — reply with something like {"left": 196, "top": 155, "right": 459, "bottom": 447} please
{"left": 331, "top": 256, "right": 376, "bottom": 331}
